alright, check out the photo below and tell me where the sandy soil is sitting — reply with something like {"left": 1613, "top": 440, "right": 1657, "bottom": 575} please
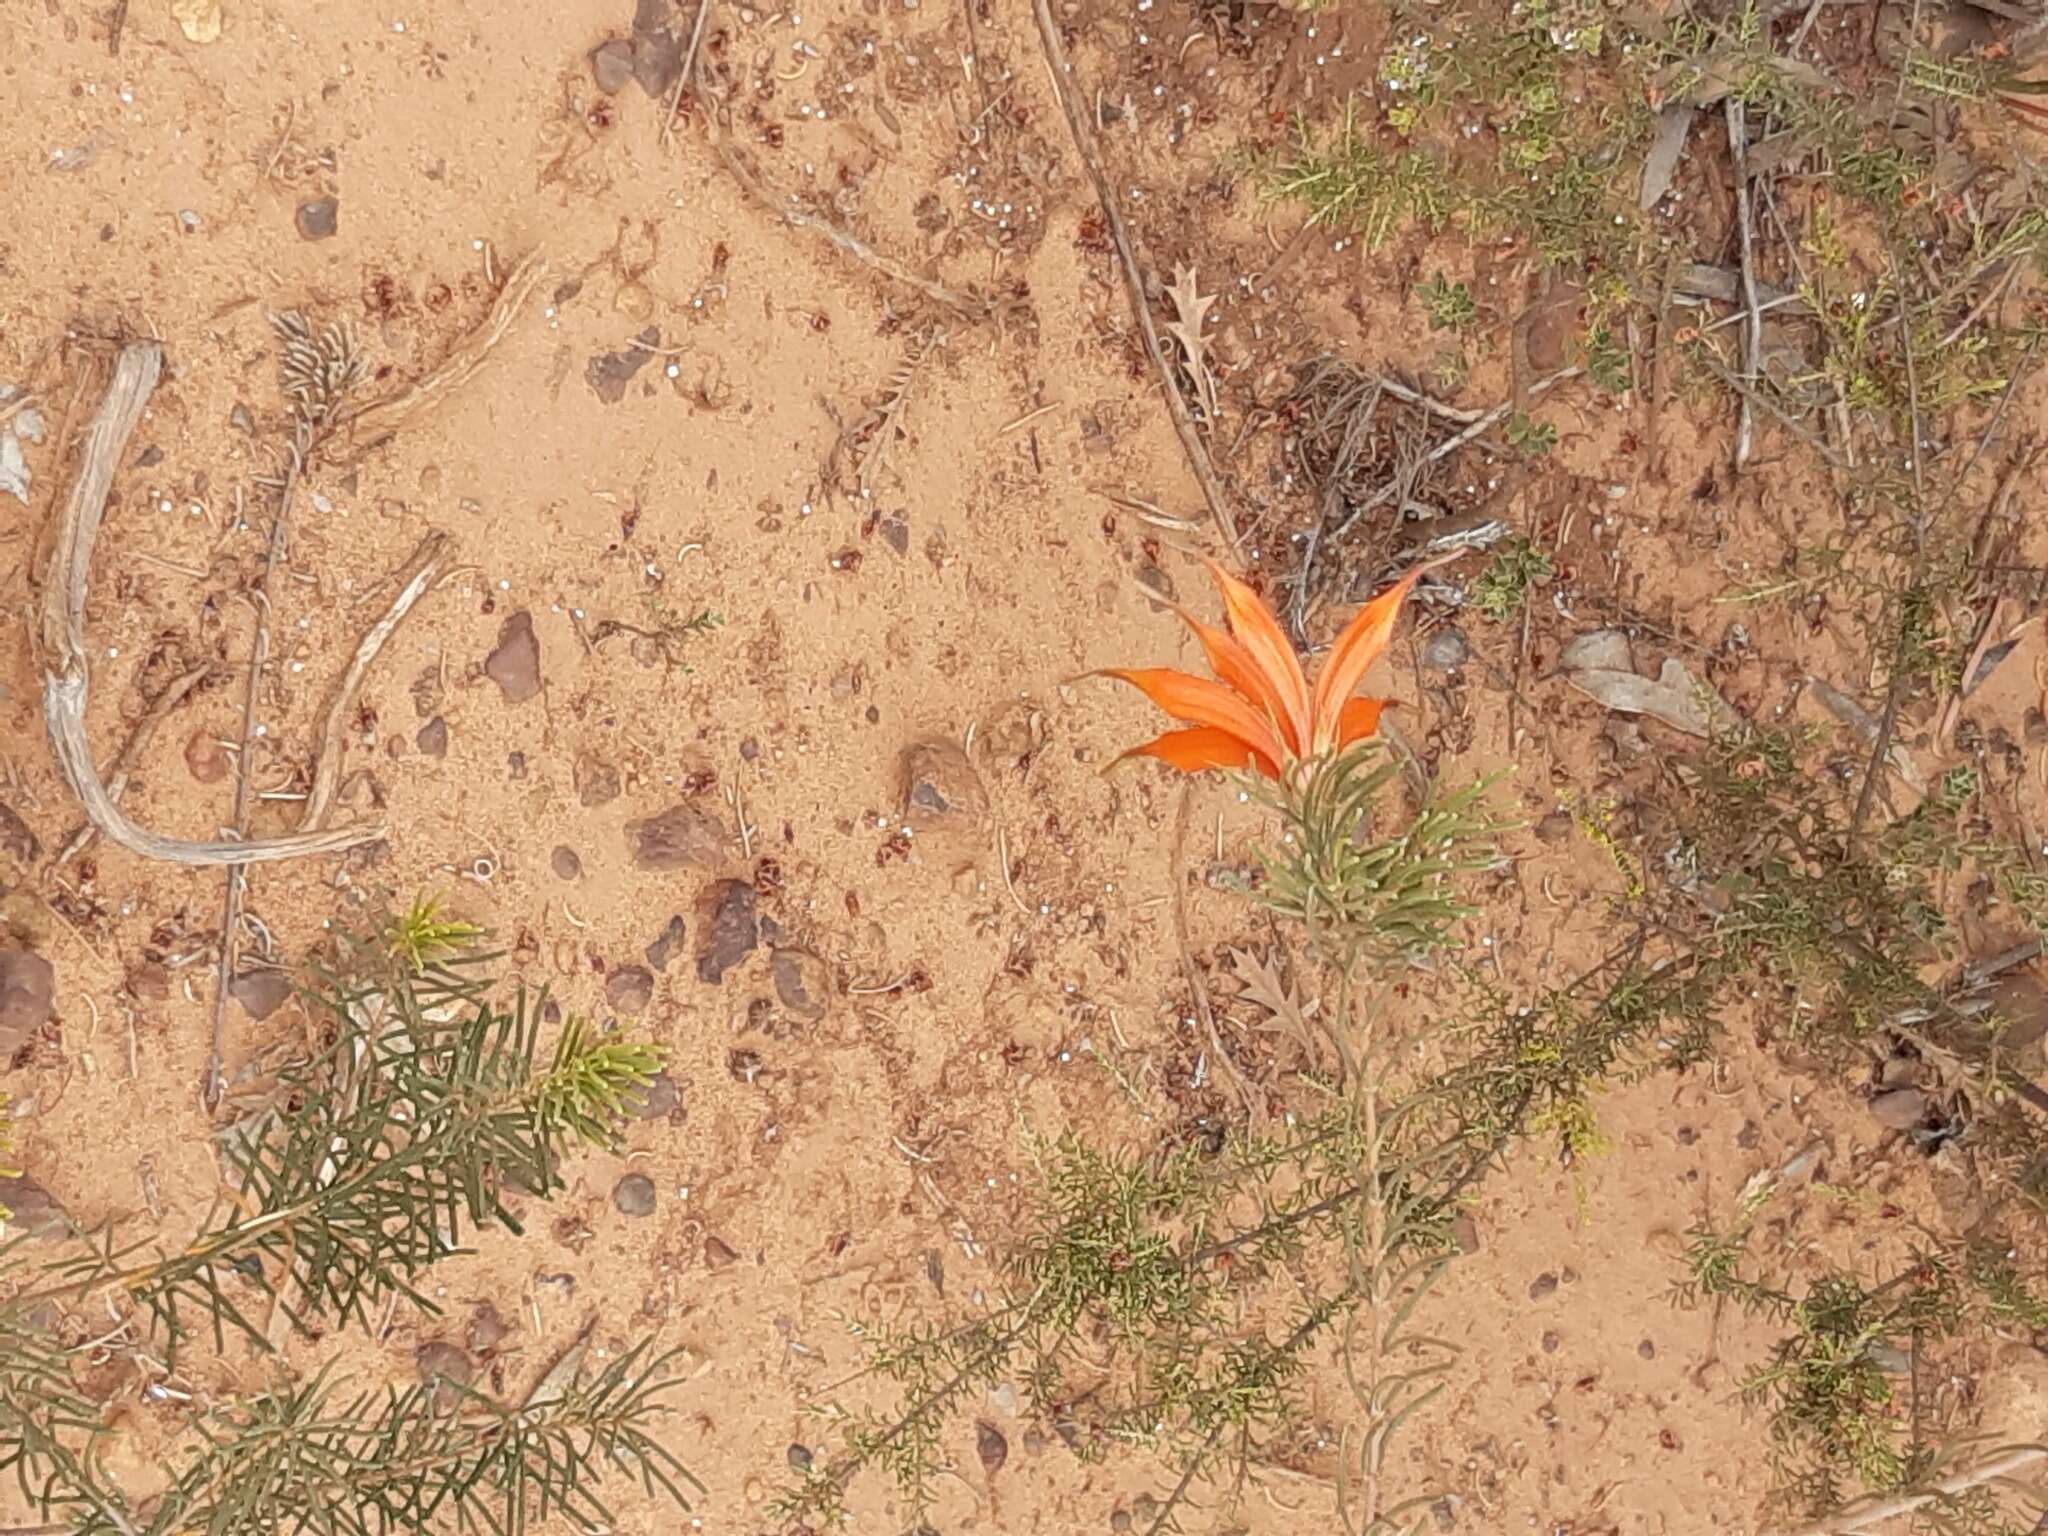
{"left": 4, "top": 0, "right": 2048, "bottom": 1532}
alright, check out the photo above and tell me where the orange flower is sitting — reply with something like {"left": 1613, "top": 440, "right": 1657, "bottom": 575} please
{"left": 1101, "top": 560, "right": 1421, "bottom": 779}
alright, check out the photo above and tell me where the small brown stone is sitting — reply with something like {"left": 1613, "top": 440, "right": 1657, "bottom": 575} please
{"left": 0, "top": 1176, "right": 72, "bottom": 1240}
{"left": 696, "top": 879, "right": 759, "bottom": 984}
{"left": 551, "top": 845, "right": 582, "bottom": 880}
{"left": 626, "top": 802, "right": 727, "bottom": 871}
{"left": 587, "top": 327, "right": 661, "bottom": 405}
{"left": 1528, "top": 1272, "right": 1559, "bottom": 1300}
{"left": 1869, "top": 1087, "right": 1928, "bottom": 1130}
{"left": 975, "top": 1420, "right": 1009, "bottom": 1477}
{"left": 184, "top": 729, "right": 228, "bottom": 784}
{"left": 125, "top": 961, "right": 171, "bottom": 1002}
{"left": 628, "top": 1070, "right": 680, "bottom": 1120}
{"left": 484, "top": 612, "right": 542, "bottom": 702}
{"left": 606, "top": 964, "right": 655, "bottom": 1013}
{"left": 466, "top": 1302, "right": 512, "bottom": 1355}
{"left": 770, "top": 948, "right": 831, "bottom": 1020}
{"left": 646, "top": 915, "right": 686, "bottom": 971}
{"left": 415, "top": 1340, "right": 475, "bottom": 1406}
{"left": 295, "top": 197, "right": 339, "bottom": 241}
{"left": 228, "top": 969, "right": 293, "bottom": 1022}
{"left": 0, "top": 804, "right": 34, "bottom": 867}
{"left": 416, "top": 716, "right": 449, "bottom": 757}
{"left": 703, "top": 1235, "right": 738, "bottom": 1269}
{"left": 590, "top": 37, "right": 635, "bottom": 92}
{"left": 613, "top": 1173, "right": 657, "bottom": 1217}
{"left": 900, "top": 738, "right": 989, "bottom": 833}
{"left": 575, "top": 753, "right": 622, "bottom": 808}
{"left": 0, "top": 951, "right": 55, "bottom": 1057}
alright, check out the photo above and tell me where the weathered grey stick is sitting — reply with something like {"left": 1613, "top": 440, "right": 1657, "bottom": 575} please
{"left": 38, "top": 341, "right": 381, "bottom": 865}
{"left": 298, "top": 529, "right": 449, "bottom": 831}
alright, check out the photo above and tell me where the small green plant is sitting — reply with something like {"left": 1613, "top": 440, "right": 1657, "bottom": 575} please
{"left": 783, "top": 732, "right": 1509, "bottom": 1532}
{"left": 1677, "top": 1176, "right": 2048, "bottom": 1523}
{"left": 592, "top": 599, "right": 722, "bottom": 674}
{"left": 1504, "top": 412, "right": 1557, "bottom": 455}
{"left": 1249, "top": 743, "right": 1505, "bottom": 957}
{"left": 383, "top": 893, "right": 482, "bottom": 976}
{"left": 1418, "top": 272, "right": 1476, "bottom": 332}
{"left": 1468, "top": 537, "right": 1553, "bottom": 622}
{"left": 0, "top": 916, "right": 684, "bottom": 1535}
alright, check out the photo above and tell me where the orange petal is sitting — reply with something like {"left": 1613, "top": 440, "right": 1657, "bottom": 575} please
{"left": 1310, "top": 570, "right": 1420, "bottom": 754}
{"left": 1335, "top": 696, "right": 1389, "bottom": 747}
{"left": 1204, "top": 561, "right": 1312, "bottom": 754}
{"left": 1097, "top": 667, "right": 1290, "bottom": 766}
{"left": 1151, "top": 592, "right": 1301, "bottom": 756}
{"left": 1115, "top": 727, "right": 1280, "bottom": 779}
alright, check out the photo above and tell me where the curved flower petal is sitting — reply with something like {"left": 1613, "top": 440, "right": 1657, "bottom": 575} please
{"left": 1204, "top": 560, "right": 1312, "bottom": 754}
{"left": 1151, "top": 593, "right": 1302, "bottom": 757}
{"left": 1310, "top": 569, "right": 1420, "bottom": 754}
{"left": 1115, "top": 726, "right": 1280, "bottom": 779}
{"left": 1335, "top": 696, "right": 1389, "bottom": 747}
{"left": 1097, "top": 667, "right": 1290, "bottom": 768}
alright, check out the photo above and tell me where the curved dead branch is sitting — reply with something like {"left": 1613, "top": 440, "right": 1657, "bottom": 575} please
{"left": 38, "top": 341, "right": 382, "bottom": 866}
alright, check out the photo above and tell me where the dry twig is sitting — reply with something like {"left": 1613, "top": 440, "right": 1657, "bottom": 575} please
{"left": 1725, "top": 97, "right": 1762, "bottom": 471}
{"left": 298, "top": 531, "right": 450, "bottom": 831}
{"left": 330, "top": 251, "right": 546, "bottom": 457}
{"left": 38, "top": 343, "right": 380, "bottom": 867}
{"left": 705, "top": 129, "right": 990, "bottom": 318}
{"left": 1029, "top": 0, "right": 1242, "bottom": 560}
{"left": 52, "top": 662, "right": 212, "bottom": 866}
{"left": 1786, "top": 1443, "right": 2047, "bottom": 1535}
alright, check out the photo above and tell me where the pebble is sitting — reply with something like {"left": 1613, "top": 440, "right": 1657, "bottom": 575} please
{"left": 879, "top": 516, "right": 910, "bottom": 555}
{"left": 229, "top": 402, "right": 256, "bottom": 434}
{"left": 590, "top": 37, "right": 636, "bottom": 93}
{"left": 628, "top": 1070, "right": 680, "bottom": 1120}
{"left": 704, "top": 1234, "right": 738, "bottom": 1269}
{"left": 484, "top": 611, "right": 542, "bottom": 702}
{"left": 184, "top": 728, "right": 228, "bottom": 783}
{"left": 1869, "top": 1086, "right": 1927, "bottom": 1130}
{"left": 605, "top": 964, "right": 655, "bottom": 1013}
{"left": 586, "top": 327, "right": 661, "bottom": 405}
{"left": 1420, "top": 625, "right": 1471, "bottom": 672}
{"left": 1638, "top": 1339, "right": 1656, "bottom": 1359}
{"left": 575, "top": 753, "right": 622, "bottom": 808}
{"left": 125, "top": 961, "right": 171, "bottom": 1002}
{"left": 551, "top": 845, "right": 582, "bottom": 880}
{"left": 228, "top": 968, "right": 293, "bottom": 1022}
{"left": 900, "top": 738, "right": 989, "bottom": 832}
{"left": 696, "top": 878, "right": 759, "bottom": 984}
{"left": 466, "top": 1302, "right": 512, "bottom": 1354}
{"left": 626, "top": 802, "right": 727, "bottom": 871}
{"left": 0, "top": 1175, "right": 73, "bottom": 1240}
{"left": 975, "top": 1420, "right": 1008, "bottom": 1477}
{"left": 0, "top": 803, "right": 37, "bottom": 864}
{"left": 534, "top": 1271, "right": 575, "bottom": 1300}
{"left": 416, "top": 716, "right": 449, "bottom": 757}
{"left": 646, "top": 915, "right": 686, "bottom": 971}
{"left": 295, "top": 197, "right": 339, "bottom": 241}
{"left": 1528, "top": 1271, "right": 1559, "bottom": 1300}
{"left": 415, "top": 1341, "right": 475, "bottom": 1406}
{"left": 613, "top": 1172, "right": 657, "bottom": 1217}
{"left": 1449, "top": 1212, "right": 1480, "bottom": 1253}
{"left": 786, "top": 1443, "right": 813, "bottom": 1473}
{"left": 770, "top": 948, "right": 831, "bottom": 1020}
{"left": 0, "top": 951, "right": 55, "bottom": 1057}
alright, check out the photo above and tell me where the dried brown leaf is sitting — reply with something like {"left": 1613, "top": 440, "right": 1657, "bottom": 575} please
{"left": 1163, "top": 263, "right": 1219, "bottom": 422}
